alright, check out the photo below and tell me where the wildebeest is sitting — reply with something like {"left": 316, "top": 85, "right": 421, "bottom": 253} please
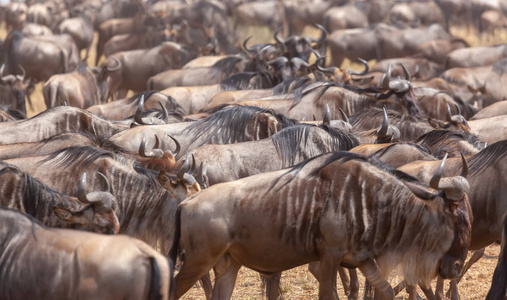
{"left": 57, "top": 11, "right": 95, "bottom": 59}
{"left": 180, "top": 122, "right": 359, "bottom": 186}
{"left": 0, "top": 207, "right": 170, "bottom": 300}
{"left": 6, "top": 145, "right": 200, "bottom": 254}
{"left": 170, "top": 151, "right": 472, "bottom": 299}
{"left": 100, "top": 41, "right": 197, "bottom": 98}
{"left": 42, "top": 62, "right": 114, "bottom": 109}
{"left": 87, "top": 91, "right": 184, "bottom": 121}
{"left": 4, "top": 1, "right": 27, "bottom": 31}
{"left": 0, "top": 163, "right": 119, "bottom": 234}
{"left": 0, "top": 106, "right": 127, "bottom": 145}
{"left": 446, "top": 44, "right": 507, "bottom": 69}
{"left": 109, "top": 105, "right": 296, "bottom": 157}
{"left": 0, "top": 64, "right": 29, "bottom": 117}
{"left": 398, "top": 141, "right": 507, "bottom": 299}
{"left": 2, "top": 31, "right": 70, "bottom": 82}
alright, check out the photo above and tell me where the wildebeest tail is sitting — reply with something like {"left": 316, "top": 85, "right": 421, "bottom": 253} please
{"left": 168, "top": 205, "right": 181, "bottom": 299}
{"left": 148, "top": 256, "right": 163, "bottom": 300}
{"left": 43, "top": 82, "right": 58, "bottom": 109}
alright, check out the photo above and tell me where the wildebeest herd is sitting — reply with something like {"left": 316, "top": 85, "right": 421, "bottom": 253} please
{"left": 0, "top": 0, "right": 506, "bottom": 299}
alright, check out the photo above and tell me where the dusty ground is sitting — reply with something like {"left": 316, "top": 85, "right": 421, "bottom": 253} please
{"left": 1, "top": 21, "right": 504, "bottom": 299}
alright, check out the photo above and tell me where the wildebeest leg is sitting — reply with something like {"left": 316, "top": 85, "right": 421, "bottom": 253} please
{"left": 446, "top": 248, "right": 485, "bottom": 299}
{"left": 393, "top": 280, "right": 406, "bottom": 295}
{"left": 200, "top": 273, "right": 213, "bottom": 300}
{"left": 211, "top": 255, "right": 241, "bottom": 300}
{"left": 308, "top": 261, "right": 339, "bottom": 299}
{"left": 317, "top": 253, "right": 340, "bottom": 300}
{"left": 420, "top": 282, "right": 437, "bottom": 300}
{"left": 261, "top": 272, "right": 282, "bottom": 300}
{"left": 435, "top": 277, "right": 444, "bottom": 300}
{"left": 359, "top": 259, "right": 394, "bottom": 300}
{"left": 363, "top": 280, "right": 374, "bottom": 300}
{"left": 337, "top": 267, "right": 351, "bottom": 296}
{"left": 406, "top": 285, "right": 418, "bottom": 300}
{"left": 348, "top": 269, "right": 359, "bottom": 300}
{"left": 174, "top": 255, "right": 223, "bottom": 299}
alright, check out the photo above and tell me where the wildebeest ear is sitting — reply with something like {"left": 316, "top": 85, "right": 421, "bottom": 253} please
{"left": 428, "top": 118, "right": 445, "bottom": 129}
{"left": 158, "top": 170, "right": 177, "bottom": 186}
{"left": 53, "top": 206, "right": 88, "bottom": 225}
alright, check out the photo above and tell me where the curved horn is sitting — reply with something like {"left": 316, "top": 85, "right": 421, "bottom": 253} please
{"left": 167, "top": 134, "right": 181, "bottom": 156}
{"left": 177, "top": 152, "right": 190, "bottom": 180}
{"left": 290, "top": 57, "right": 311, "bottom": 70}
{"left": 348, "top": 58, "right": 369, "bottom": 76}
{"left": 338, "top": 107, "right": 349, "bottom": 123}
{"left": 377, "top": 106, "right": 389, "bottom": 138}
{"left": 154, "top": 135, "right": 160, "bottom": 149}
{"left": 97, "top": 172, "right": 111, "bottom": 193}
{"left": 460, "top": 152, "right": 468, "bottom": 178}
{"left": 106, "top": 58, "right": 122, "bottom": 72}
{"left": 17, "top": 64, "right": 26, "bottom": 81}
{"left": 256, "top": 44, "right": 273, "bottom": 61}
{"left": 446, "top": 103, "right": 453, "bottom": 122}
{"left": 77, "top": 172, "right": 90, "bottom": 203}
{"left": 310, "top": 48, "right": 322, "bottom": 61}
{"left": 323, "top": 103, "right": 330, "bottom": 125}
{"left": 274, "top": 26, "right": 284, "bottom": 45}
{"left": 134, "top": 95, "right": 146, "bottom": 125}
{"left": 0, "top": 64, "right": 4, "bottom": 77}
{"left": 139, "top": 135, "right": 150, "bottom": 157}
{"left": 314, "top": 24, "right": 327, "bottom": 45}
{"left": 242, "top": 36, "right": 255, "bottom": 54}
{"left": 158, "top": 100, "right": 169, "bottom": 123}
{"left": 430, "top": 153, "right": 448, "bottom": 190}
{"left": 189, "top": 153, "right": 196, "bottom": 174}
{"left": 399, "top": 63, "right": 411, "bottom": 81}
{"left": 316, "top": 58, "right": 337, "bottom": 74}
{"left": 381, "top": 63, "right": 392, "bottom": 90}
{"left": 454, "top": 103, "right": 461, "bottom": 116}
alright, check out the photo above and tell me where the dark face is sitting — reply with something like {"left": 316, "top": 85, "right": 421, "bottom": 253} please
{"left": 439, "top": 194, "right": 473, "bottom": 279}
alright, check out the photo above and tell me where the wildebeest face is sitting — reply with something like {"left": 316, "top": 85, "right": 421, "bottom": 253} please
{"left": 53, "top": 204, "right": 120, "bottom": 235}
{"left": 439, "top": 193, "right": 473, "bottom": 279}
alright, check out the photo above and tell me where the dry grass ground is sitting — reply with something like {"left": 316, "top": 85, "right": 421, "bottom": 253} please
{"left": 1, "top": 21, "right": 504, "bottom": 299}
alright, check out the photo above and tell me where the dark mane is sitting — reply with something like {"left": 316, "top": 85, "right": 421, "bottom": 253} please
{"left": 41, "top": 145, "right": 160, "bottom": 186}
{"left": 269, "top": 150, "right": 420, "bottom": 193}
{"left": 42, "top": 145, "right": 115, "bottom": 169}
{"left": 272, "top": 77, "right": 312, "bottom": 95}
{"left": 415, "top": 129, "right": 485, "bottom": 157}
{"left": 271, "top": 123, "right": 314, "bottom": 167}
{"left": 469, "top": 140, "right": 507, "bottom": 174}
{"left": 318, "top": 123, "right": 360, "bottom": 150}
{"left": 184, "top": 105, "right": 289, "bottom": 147}
{"left": 350, "top": 107, "right": 431, "bottom": 140}
{"left": 210, "top": 56, "right": 243, "bottom": 77}
{"left": 220, "top": 72, "right": 257, "bottom": 91}
{"left": 0, "top": 163, "right": 80, "bottom": 223}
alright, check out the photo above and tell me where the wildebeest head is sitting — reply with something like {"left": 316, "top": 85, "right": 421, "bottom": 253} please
{"left": 53, "top": 172, "right": 120, "bottom": 235}
{"left": 274, "top": 24, "right": 327, "bottom": 62}
{"left": 428, "top": 103, "right": 472, "bottom": 133}
{"left": 157, "top": 152, "right": 201, "bottom": 197}
{"left": 0, "top": 64, "right": 30, "bottom": 117}
{"left": 404, "top": 153, "right": 472, "bottom": 280}
{"left": 138, "top": 134, "right": 181, "bottom": 172}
